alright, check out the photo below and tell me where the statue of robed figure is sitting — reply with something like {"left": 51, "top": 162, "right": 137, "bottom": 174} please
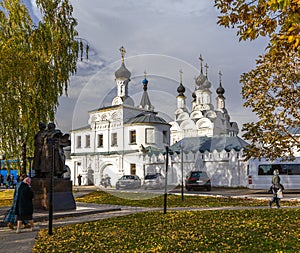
{"left": 31, "top": 122, "right": 75, "bottom": 211}
{"left": 33, "top": 122, "right": 70, "bottom": 178}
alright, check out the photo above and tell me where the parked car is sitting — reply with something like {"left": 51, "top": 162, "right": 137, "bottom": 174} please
{"left": 116, "top": 175, "right": 141, "bottom": 190}
{"left": 185, "top": 171, "right": 211, "bottom": 191}
{"left": 143, "top": 173, "right": 165, "bottom": 190}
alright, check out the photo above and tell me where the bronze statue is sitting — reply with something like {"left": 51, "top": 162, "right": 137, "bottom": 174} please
{"left": 33, "top": 122, "right": 71, "bottom": 178}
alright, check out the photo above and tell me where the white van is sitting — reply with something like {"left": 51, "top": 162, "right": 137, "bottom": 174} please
{"left": 247, "top": 158, "right": 300, "bottom": 189}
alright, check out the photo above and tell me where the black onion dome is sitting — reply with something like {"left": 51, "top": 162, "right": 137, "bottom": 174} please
{"left": 115, "top": 62, "right": 131, "bottom": 79}
{"left": 192, "top": 92, "right": 196, "bottom": 101}
{"left": 177, "top": 82, "right": 185, "bottom": 95}
{"left": 216, "top": 84, "right": 225, "bottom": 95}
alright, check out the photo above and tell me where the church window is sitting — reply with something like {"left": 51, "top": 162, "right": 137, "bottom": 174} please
{"left": 111, "top": 112, "right": 118, "bottom": 120}
{"left": 97, "top": 134, "right": 103, "bottom": 147}
{"left": 85, "top": 135, "right": 90, "bottom": 148}
{"left": 162, "top": 130, "right": 168, "bottom": 144}
{"left": 111, "top": 133, "right": 118, "bottom": 146}
{"left": 237, "top": 153, "right": 239, "bottom": 159}
{"left": 227, "top": 152, "right": 230, "bottom": 158}
{"left": 130, "top": 164, "right": 136, "bottom": 175}
{"left": 129, "top": 130, "right": 136, "bottom": 144}
{"left": 76, "top": 136, "right": 81, "bottom": 148}
{"left": 101, "top": 114, "right": 108, "bottom": 121}
{"left": 146, "top": 128, "right": 155, "bottom": 144}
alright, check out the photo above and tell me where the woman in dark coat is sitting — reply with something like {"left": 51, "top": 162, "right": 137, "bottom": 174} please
{"left": 15, "top": 178, "right": 39, "bottom": 233}
{"left": 3, "top": 175, "right": 29, "bottom": 229}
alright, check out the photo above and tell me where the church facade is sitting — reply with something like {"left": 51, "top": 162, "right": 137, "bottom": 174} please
{"left": 68, "top": 48, "right": 249, "bottom": 187}
{"left": 168, "top": 56, "right": 248, "bottom": 187}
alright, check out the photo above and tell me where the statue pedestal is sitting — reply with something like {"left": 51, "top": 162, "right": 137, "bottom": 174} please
{"left": 31, "top": 178, "right": 76, "bottom": 211}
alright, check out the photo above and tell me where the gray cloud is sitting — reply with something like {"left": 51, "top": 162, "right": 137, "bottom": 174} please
{"left": 25, "top": 0, "right": 264, "bottom": 133}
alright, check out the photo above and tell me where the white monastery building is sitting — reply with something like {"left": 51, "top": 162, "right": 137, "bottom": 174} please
{"left": 69, "top": 47, "right": 249, "bottom": 187}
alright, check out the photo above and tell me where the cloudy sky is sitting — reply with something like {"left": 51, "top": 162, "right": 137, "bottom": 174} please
{"left": 26, "top": 0, "right": 267, "bottom": 134}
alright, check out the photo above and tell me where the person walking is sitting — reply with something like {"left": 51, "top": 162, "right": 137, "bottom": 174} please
{"left": 11, "top": 174, "right": 15, "bottom": 188}
{"left": 3, "top": 174, "right": 29, "bottom": 230}
{"left": 0, "top": 174, "right": 3, "bottom": 186}
{"left": 77, "top": 174, "right": 82, "bottom": 186}
{"left": 15, "top": 177, "right": 39, "bottom": 233}
{"left": 6, "top": 173, "right": 11, "bottom": 188}
{"left": 269, "top": 169, "right": 284, "bottom": 208}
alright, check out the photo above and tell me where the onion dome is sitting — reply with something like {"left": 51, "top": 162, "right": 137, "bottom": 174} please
{"left": 195, "top": 54, "right": 207, "bottom": 86}
{"left": 216, "top": 70, "right": 225, "bottom": 95}
{"left": 202, "top": 79, "right": 212, "bottom": 89}
{"left": 216, "top": 84, "right": 225, "bottom": 95}
{"left": 177, "top": 69, "right": 186, "bottom": 96}
{"left": 177, "top": 83, "right": 185, "bottom": 96}
{"left": 195, "top": 73, "right": 206, "bottom": 86}
{"left": 115, "top": 62, "right": 131, "bottom": 79}
{"left": 142, "top": 78, "right": 148, "bottom": 85}
{"left": 142, "top": 71, "right": 149, "bottom": 91}
{"left": 192, "top": 91, "right": 196, "bottom": 101}
{"left": 115, "top": 46, "right": 131, "bottom": 80}
{"left": 142, "top": 77, "right": 149, "bottom": 91}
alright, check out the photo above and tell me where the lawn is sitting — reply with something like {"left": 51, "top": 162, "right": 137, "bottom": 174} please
{"left": 2, "top": 189, "right": 299, "bottom": 252}
{"left": 31, "top": 190, "right": 300, "bottom": 252}
{"left": 0, "top": 189, "right": 14, "bottom": 207}
{"left": 75, "top": 189, "right": 300, "bottom": 208}
{"left": 33, "top": 208, "right": 300, "bottom": 252}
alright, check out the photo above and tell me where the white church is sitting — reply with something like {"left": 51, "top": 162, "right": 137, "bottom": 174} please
{"left": 68, "top": 47, "right": 249, "bottom": 187}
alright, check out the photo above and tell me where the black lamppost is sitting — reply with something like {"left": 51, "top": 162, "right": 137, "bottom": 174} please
{"left": 164, "top": 146, "right": 169, "bottom": 214}
{"left": 47, "top": 138, "right": 56, "bottom": 236}
{"left": 179, "top": 141, "right": 185, "bottom": 201}
{"left": 139, "top": 144, "right": 148, "bottom": 179}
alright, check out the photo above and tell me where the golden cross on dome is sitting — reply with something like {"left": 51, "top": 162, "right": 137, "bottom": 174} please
{"left": 144, "top": 70, "right": 147, "bottom": 79}
{"left": 199, "top": 54, "right": 203, "bottom": 74}
{"left": 205, "top": 63, "right": 209, "bottom": 77}
{"left": 119, "top": 46, "right": 126, "bottom": 63}
{"left": 179, "top": 69, "right": 183, "bottom": 83}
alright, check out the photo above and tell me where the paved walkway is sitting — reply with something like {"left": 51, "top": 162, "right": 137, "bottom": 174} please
{"left": 0, "top": 186, "right": 299, "bottom": 253}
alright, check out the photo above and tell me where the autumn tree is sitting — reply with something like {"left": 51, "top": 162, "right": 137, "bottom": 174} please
{"left": 215, "top": 0, "right": 300, "bottom": 160}
{"left": 0, "top": 0, "right": 84, "bottom": 173}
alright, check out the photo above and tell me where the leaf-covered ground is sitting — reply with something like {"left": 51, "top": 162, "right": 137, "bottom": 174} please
{"left": 33, "top": 208, "right": 300, "bottom": 252}
{"left": 0, "top": 189, "right": 13, "bottom": 207}
{"left": 75, "top": 190, "right": 300, "bottom": 207}
{"left": 3, "top": 189, "right": 299, "bottom": 252}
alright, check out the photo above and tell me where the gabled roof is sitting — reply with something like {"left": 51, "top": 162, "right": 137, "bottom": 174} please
{"left": 171, "top": 136, "right": 249, "bottom": 153}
